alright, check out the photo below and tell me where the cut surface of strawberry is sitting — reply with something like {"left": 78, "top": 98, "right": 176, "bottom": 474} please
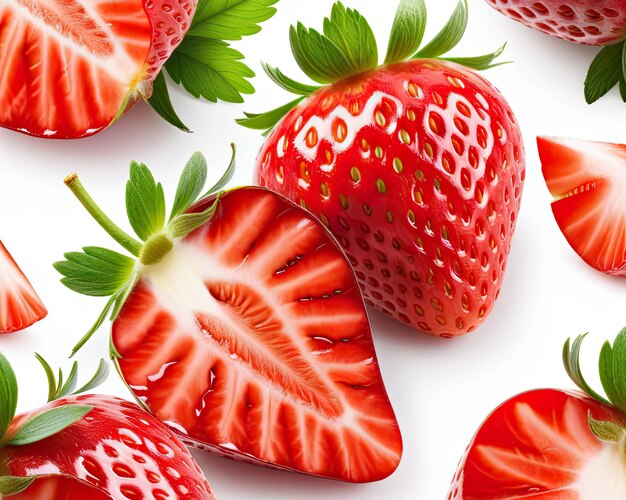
{"left": 538, "top": 136, "right": 626, "bottom": 277}
{"left": 0, "top": 241, "right": 47, "bottom": 333}
{"left": 56, "top": 152, "right": 402, "bottom": 482}
{"left": 0, "top": 0, "right": 194, "bottom": 138}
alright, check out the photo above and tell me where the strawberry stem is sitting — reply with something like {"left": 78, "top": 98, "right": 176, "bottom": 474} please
{"left": 64, "top": 174, "right": 142, "bottom": 257}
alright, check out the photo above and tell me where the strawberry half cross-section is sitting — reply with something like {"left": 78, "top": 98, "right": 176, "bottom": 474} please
{"left": 54, "top": 148, "right": 403, "bottom": 482}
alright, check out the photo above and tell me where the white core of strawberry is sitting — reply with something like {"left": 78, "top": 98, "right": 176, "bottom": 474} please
{"left": 575, "top": 440, "right": 626, "bottom": 499}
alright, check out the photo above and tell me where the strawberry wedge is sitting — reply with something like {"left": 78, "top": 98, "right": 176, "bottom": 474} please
{"left": 0, "top": 0, "right": 193, "bottom": 138}
{"left": 55, "top": 150, "right": 403, "bottom": 482}
{"left": 538, "top": 136, "right": 626, "bottom": 277}
{"left": 0, "top": 241, "right": 47, "bottom": 333}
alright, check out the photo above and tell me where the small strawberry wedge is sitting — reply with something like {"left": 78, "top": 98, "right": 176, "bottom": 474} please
{"left": 0, "top": 241, "right": 47, "bottom": 333}
{"left": 450, "top": 330, "right": 626, "bottom": 499}
{"left": 538, "top": 137, "right": 626, "bottom": 277}
{"left": 55, "top": 149, "right": 402, "bottom": 482}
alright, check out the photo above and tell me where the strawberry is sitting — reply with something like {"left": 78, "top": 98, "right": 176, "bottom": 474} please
{"left": 0, "top": 353, "right": 214, "bottom": 499}
{"left": 449, "top": 329, "right": 626, "bottom": 499}
{"left": 54, "top": 149, "right": 402, "bottom": 482}
{"left": 485, "top": 0, "right": 626, "bottom": 46}
{"left": 0, "top": 0, "right": 277, "bottom": 138}
{"left": 240, "top": 0, "right": 525, "bottom": 337}
{"left": 0, "top": 241, "right": 47, "bottom": 333}
{"left": 538, "top": 136, "right": 626, "bottom": 277}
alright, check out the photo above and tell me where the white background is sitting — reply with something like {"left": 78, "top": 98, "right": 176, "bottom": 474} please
{"left": 1, "top": 0, "right": 625, "bottom": 498}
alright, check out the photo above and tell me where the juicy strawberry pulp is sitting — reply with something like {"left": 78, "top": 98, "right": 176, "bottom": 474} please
{"left": 0, "top": 241, "right": 47, "bottom": 333}
{"left": 255, "top": 59, "right": 525, "bottom": 337}
{"left": 0, "top": 0, "right": 195, "bottom": 138}
{"left": 485, "top": 0, "right": 626, "bottom": 45}
{"left": 449, "top": 389, "right": 626, "bottom": 499}
{"left": 1, "top": 394, "right": 214, "bottom": 499}
{"left": 112, "top": 187, "right": 402, "bottom": 482}
{"left": 539, "top": 137, "right": 626, "bottom": 277}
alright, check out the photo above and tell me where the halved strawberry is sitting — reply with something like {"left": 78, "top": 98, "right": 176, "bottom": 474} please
{"left": 0, "top": 241, "right": 47, "bottom": 333}
{"left": 538, "top": 137, "right": 626, "bottom": 277}
{"left": 55, "top": 150, "right": 402, "bottom": 482}
{"left": 450, "top": 330, "right": 626, "bottom": 498}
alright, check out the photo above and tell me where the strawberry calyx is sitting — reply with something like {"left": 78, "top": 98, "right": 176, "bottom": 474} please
{"left": 0, "top": 353, "right": 109, "bottom": 494}
{"left": 55, "top": 147, "right": 236, "bottom": 358}
{"left": 584, "top": 41, "right": 626, "bottom": 105}
{"left": 238, "top": 0, "right": 507, "bottom": 135}
{"left": 563, "top": 329, "right": 626, "bottom": 443}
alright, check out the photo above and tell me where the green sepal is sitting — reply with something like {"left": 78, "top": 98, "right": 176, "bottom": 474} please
{"left": 35, "top": 355, "right": 109, "bottom": 400}
{"left": 0, "top": 352, "right": 18, "bottom": 441}
{"left": 599, "top": 328, "right": 626, "bottom": 414}
{"left": 584, "top": 42, "right": 624, "bottom": 104}
{"left": 126, "top": 162, "right": 166, "bottom": 241}
{"left": 443, "top": 44, "right": 508, "bottom": 71}
{"left": 169, "top": 196, "right": 222, "bottom": 239}
{"left": 70, "top": 293, "right": 119, "bottom": 358}
{"left": 109, "top": 275, "right": 139, "bottom": 323}
{"left": 414, "top": 0, "right": 467, "bottom": 59}
{"left": 563, "top": 334, "right": 610, "bottom": 406}
{"left": 7, "top": 405, "right": 92, "bottom": 446}
{"left": 237, "top": 97, "right": 306, "bottom": 134}
{"left": 0, "top": 476, "right": 35, "bottom": 496}
{"left": 203, "top": 144, "right": 237, "bottom": 197}
{"left": 54, "top": 247, "right": 136, "bottom": 297}
{"left": 587, "top": 414, "right": 625, "bottom": 443}
{"left": 147, "top": 72, "right": 191, "bottom": 133}
{"left": 170, "top": 152, "right": 208, "bottom": 221}
{"left": 189, "top": 0, "right": 278, "bottom": 40}
{"left": 262, "top": 63, "right": 321, "bottom": 96}
{"left": 385, "top": 0, "right": 427, "bottom": 64}
{"left": 75, "top": 359, "right": 110, "bottom": 395}
{"left": 619, "top": 75, "right": 626, "bottom": 102}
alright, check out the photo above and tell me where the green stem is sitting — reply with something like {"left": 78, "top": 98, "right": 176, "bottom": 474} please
{"left": 64, "top": 173, "right": 142, "bottom": 257}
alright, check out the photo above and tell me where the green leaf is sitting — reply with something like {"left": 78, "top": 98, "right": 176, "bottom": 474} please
{"left": 0, "top": 352, "right": 18, "bottom": 441}
{"left": 414, "top": 0, "right": 468, "bottom": 58}
{"left": 75, "top": 360, "right": 110, "bottom": 395}
{"left": 147, "top": 72, "right": 191, "bottom": 133}
{"left": 166, "top": 37, "right": 255, "bottom": 103}
{"left": 443, "top": 43, "right": 508, "bottom": 71}
{"left": 0, "top": 476, "right": 35, "bottom": 496}
{"left": 385, "top": 0, "right": 427, "bottom": 64}
{"left": 562, "top": 334, "right": 609, "bottom": 405}
{"left": 189, "top": 0, "right": 278, "bottom": 40}
{"left": 237, "top": 96, "right": 306, "bottom": 133}
{"left": 126, "top": 162, "right": 166, "bottom": 241}
{"left": 621, "top": 43, "right": 626, "bottom": 102}
{"left": 169, "top": 196, "right": 222, "bottom": 239}
{"left": 7, "top": 405, "right": 92, "bottom": 446}
{"left": 170, "top": 152, "right": 208, "bottom": 221}
{"left": 54, "top": 247, "right": 136, "bottom": 297}
{"left": 261, "top": 63, "right": 321, "bottom": 96}
{"left": 322, "top": 3, "right": 378, "bottom": 73}
{"left": 599, "top": 328, "right": 626, "bottom": 413}
{"left": 587, "top": 414, "right": 625, "bottom": 443}
{"left": 584, "top": 42, "right": 624, "bottom": 104}
{"left": 203, "top": 144, "right": 237, "bottom": 197}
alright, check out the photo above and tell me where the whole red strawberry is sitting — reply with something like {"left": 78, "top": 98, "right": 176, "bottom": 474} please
{"left": 449, "top": 329, "right": 626, "bottom": 498}
{"left": 54, "top": 149, "right": 402, "bottom": 482}
{"left": 485, "top": 0, "right": 626, "bottom": 46}
{"left": 0, "top": 354, "right": 214, "bottom": 499}
{"left": 241, "top": 0, "right": 525, "bottom": 338}
{"left": 0, "top": 0, "right": 277, "bottom": 138}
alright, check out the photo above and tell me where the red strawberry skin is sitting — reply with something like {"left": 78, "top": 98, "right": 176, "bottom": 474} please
{"left": 111, "top": 187, "right": 403, "bottom": 482}
{"left": 0, "top": 395, "right": 214, "bottom": 499}
{"left": 0, "top": 0, "right": 195, "bottom": 138}
{"left": 255, "top": 60, "right": 525, "bottom": 337}
{"left": 9, "top": 475, "right": 112, "bottom": 499}
{"left": 485, "top": 0, "right": 626, "bottom": 46}
{"left": 448, "top": 389, "right": 625, "bottom": 499}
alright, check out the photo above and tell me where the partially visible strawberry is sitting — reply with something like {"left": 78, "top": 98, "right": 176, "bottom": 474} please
{"left": 0, "top": 241, "right": 47, "bottom": 333}
{"left": 241, "top": 0, "right": 525, "bottom": 337}
{"left": 54, "top": 149, "right": 402, "bottom": 482}
{"left": 450, "top": 329, "right": 626, "bottom": 498}
{"left": 485, "top": 0, "right": 626, "bottom": 46}
{"left": 538, "top": 136, "right": 626, "bottom": 277}
{"left": 0, "top": 354, "right": 214, "bottom": 499}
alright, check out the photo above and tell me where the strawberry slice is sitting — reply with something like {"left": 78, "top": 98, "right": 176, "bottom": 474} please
{"left": 0, "top": 241, "right": 47, "bottom": 333}
{"left": 0, "top": 0, "right": 192, "bottom": 138}
{"left": 538, "top": 136, "right": 626, "bottom": 277}
{"left": 55, "top": 151, "right": 402, "bottom": 482}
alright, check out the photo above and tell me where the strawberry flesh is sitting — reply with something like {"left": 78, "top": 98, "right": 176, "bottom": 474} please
{"left": 0, "top": 241, "right": 47, "bottom": 333}
{"left": 112, "top": 187, "right": 402, "bottom": 482}
{"left": 9, "top": 476, "right": 112, "bottom": 499}
{"left": 485, "top": 0, "right": 626, "bottom": 45}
